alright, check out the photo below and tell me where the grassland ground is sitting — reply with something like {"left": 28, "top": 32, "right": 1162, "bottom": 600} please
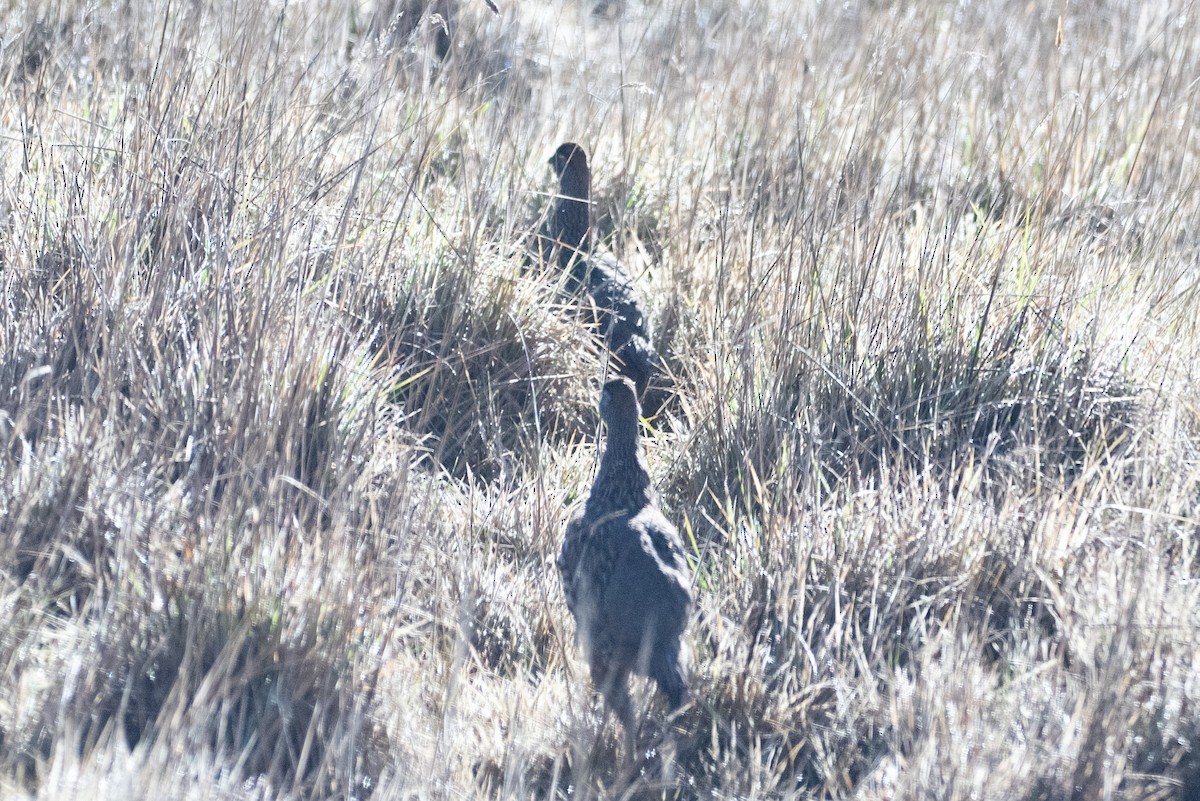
{"left": 1, "top": 1, "right": 1198, "bottom": 799}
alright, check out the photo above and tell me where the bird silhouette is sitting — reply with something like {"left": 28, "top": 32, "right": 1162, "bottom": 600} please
{"left": 539, "top": 143, "right": 662, "bottom": 397}
{"left": 558, "top": 377, "right": 692, "bottom": 741}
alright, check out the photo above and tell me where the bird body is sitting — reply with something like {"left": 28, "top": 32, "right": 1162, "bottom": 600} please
{"left": 541, "top": 143, "right": 661, "bottom": 396}
{"left": 558, "top": 378, "right": 692, "bottom": 727}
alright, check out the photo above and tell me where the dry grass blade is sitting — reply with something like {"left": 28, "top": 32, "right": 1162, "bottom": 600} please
{"left": 1, "top": 1, "right": 1198, "bottom": 800}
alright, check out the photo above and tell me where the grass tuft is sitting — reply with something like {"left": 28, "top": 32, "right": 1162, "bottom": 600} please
{"left": 2, "top": 1, "right": 1199, "bottom": 799}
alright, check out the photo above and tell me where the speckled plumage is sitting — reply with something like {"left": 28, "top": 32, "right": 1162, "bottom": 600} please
{"left": 541, "top": 143, "right": 662, "bottom": 396}
{"left": 558, "top": 378, "right": 692, "bottom": 727}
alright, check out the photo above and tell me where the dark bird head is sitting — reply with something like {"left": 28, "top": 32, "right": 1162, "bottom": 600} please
{"left": 549, "top": 142, "right": 588, "bottom": 181}
{"left": 599, "top": 377, "right": 641, "bottom": 430}
{"left": 548, "top": 142, "right": 592, "bottom": 257}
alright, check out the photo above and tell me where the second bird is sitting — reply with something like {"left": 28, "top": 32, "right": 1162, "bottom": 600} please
{"left": 543, "top": 143, "right": 661, "bottom": 397}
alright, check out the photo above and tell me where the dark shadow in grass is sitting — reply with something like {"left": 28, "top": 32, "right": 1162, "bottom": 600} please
{"left": 7, "top": 565, "right": 389, "bottom": 798}
{"left": 662, "top": 683, "right": 890, "bottom": 799}
{"left": 799, "top": 327, "right": 1137, "bottom": 488}
{"left": 670, "top": 300, "right": 1139, "bottom": 525}
{"left": 362, "top": 258, "right": 595, "bottom": 483}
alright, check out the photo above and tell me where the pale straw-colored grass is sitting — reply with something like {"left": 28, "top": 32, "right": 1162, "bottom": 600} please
{"left": 1, "top": 1, "right": 1198, "bottom": 798}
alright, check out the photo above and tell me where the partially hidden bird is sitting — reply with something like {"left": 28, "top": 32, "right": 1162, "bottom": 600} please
{"left": 558, "top": 377, "right": 692, "bottom": 740}
{"left": 540, "top": 143, "right": 662, "bottom": 397}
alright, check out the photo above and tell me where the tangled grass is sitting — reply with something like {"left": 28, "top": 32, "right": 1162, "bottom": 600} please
{"left": 1, "top": 0, "right": 1198, "bottom": 799}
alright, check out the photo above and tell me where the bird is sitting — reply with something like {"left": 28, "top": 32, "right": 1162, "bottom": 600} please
{"left": 558, "top": 377, "right": 692, "bottom": 743}
{"left": 539, "top": 143, "right": 662, "bottom": 397}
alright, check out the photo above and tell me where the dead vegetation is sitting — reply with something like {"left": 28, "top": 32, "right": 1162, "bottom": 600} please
{"left": 1, "top": 0, "right": 1198, "bottom": 799}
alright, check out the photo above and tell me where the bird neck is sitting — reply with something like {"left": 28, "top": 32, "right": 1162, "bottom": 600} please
{"left": 554, "top": 171, "right": 591, "bottom": 263}
{"left": 590, "top": 421, "right": 654, "bottom": 514}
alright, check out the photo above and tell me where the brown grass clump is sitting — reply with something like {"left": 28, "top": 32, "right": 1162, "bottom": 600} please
{"left": 2, "top": 1, "right": 1199, "bottom": 800}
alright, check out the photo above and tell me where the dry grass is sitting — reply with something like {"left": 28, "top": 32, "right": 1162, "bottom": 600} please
{"left": 1, "top": 0, "right": 1199, "bottom": 798}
